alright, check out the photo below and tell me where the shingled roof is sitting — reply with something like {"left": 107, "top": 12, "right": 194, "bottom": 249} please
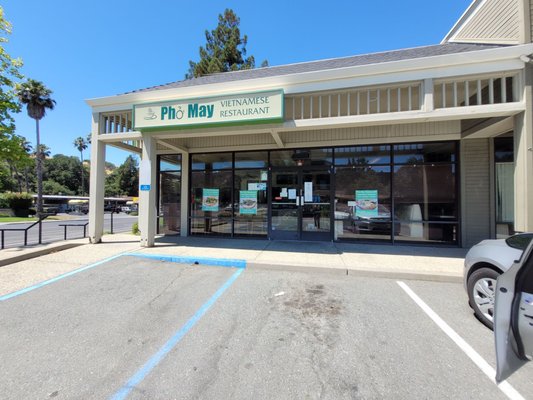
{"left": 126, "top": 43, "right": 505, "bottom": 95}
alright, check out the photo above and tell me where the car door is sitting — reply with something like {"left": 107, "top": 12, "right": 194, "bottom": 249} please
{"left": 494, "top": 240, "right": 533, "bottom": 382}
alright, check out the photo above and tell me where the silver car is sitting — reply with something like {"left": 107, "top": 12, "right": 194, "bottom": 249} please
{"left": 464, "top": 233, "right": 533, "bottom": 329}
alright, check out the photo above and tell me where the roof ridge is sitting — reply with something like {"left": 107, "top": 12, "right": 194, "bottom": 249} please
{"left": 123, "top": 43, "right": 507, "bottom": 96}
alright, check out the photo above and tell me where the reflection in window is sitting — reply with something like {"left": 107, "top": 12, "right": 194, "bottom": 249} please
{"left": 334, "top": 145, "right": 391, "bottom": 166}
{"left": 190, "top": 170, "right": 232, "bottom": 236}
{"left": 393, "top": 142, "right": 456, "bottom": 164}
{"left": 234, "top": 170, "right": 268, "bottom": 236}
{"left": 235, "top": 151, "right": 268, "bottom": 169}
{"left": 393, "top": 164, "right": 457, "bottom": 243}
{"left": 494, "top": 137, "right": 514, "bottom": 237}
{"left": 191, "top": 152, "right": 232, "bottom": 170}
{"left": 158, "top": 155, "right": 182, "bottom": 235}
{"left": 159, "top": 171, "right": 181, "bottom": 234}
{"left": 334, "top": 166, "right": 392, "bottom": 241}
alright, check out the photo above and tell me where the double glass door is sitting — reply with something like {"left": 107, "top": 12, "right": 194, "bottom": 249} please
{"left": 269, "top": 168, "right": 332, "bottom": 240}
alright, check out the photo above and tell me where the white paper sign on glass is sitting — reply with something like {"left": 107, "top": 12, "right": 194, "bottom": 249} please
{"left": 304, "top": 182, "right": 313, "bottom": 202}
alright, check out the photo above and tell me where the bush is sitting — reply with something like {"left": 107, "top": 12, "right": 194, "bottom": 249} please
{"left": 1, "top": 192, "right": 33, "bottom": 210}
{"left": 0, "top": 196, "right": 9, "bottom": 208}
{"left": 129, "top": 211, "right": 138, "bottom": 216}
{"left": 132, "top": 222, "right": 140, "bottom": 235}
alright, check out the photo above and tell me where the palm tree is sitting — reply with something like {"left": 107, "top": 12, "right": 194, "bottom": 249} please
{"left": 16, "top": 80, "right": 56, "bottom": 216}
{"left": 74, "top": 137, "right": 88, "bottom": 195}
{"left": 20, "top": 138, "right": 33, "bottom": 192}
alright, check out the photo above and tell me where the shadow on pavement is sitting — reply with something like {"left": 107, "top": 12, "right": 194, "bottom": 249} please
{"left": 154, "top": 235, "right": 467, "bottom": 259}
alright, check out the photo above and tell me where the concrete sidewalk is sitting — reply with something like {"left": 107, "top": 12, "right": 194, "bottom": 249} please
{"left": 0, "top": 233, "right": 467, "bottom": 297}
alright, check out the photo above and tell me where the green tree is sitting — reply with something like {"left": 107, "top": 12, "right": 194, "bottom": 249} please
{"left": 43, "top": 154, "right": 84, "bottom": 195}
{"left": 186, "top": 9, "right": 265, "bottom": 79}
{"left": 0, "top": 6, "right": 23, "bottom": 158}
{"left": 42, "top": 180, "right": 74, "bottom": 196}
{"left": 73, "top": 136, "right": 88, "bottom": 195}
{"left": 116, "top": 155, "right": 139, "bottom": 196}
{"left": 3, "top": 134, "right": 32, "bottom": 192}
{"left": 15, "top": 79, "right": 56, "bottom": 216}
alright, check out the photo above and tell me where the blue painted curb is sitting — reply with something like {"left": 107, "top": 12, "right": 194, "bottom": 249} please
{"left": 126, "top": 253, "right": 246, "bottom": 269}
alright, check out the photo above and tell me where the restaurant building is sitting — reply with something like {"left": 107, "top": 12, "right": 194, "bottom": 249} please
{"left": 87, "top": 0, "right": 533, "bottom": 248}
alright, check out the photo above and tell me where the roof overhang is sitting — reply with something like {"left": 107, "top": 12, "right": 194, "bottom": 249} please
{"left": 86, "top": 44, "right": 533, "bottom": 112}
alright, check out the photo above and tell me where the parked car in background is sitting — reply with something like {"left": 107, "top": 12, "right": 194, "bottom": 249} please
{"left": 464, "top": 232, "right": 533, "bottom": 329}
{"left": 121, "top": 206, "right": 131, "bottom": 214}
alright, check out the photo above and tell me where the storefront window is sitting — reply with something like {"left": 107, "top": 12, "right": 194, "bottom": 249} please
{"left": 334, "top": 166, "right": 392, "bottom": 241}
{"left": 191, "top": 152, "right": 232, "bottom": 170}
{"left": 335, "top": 145, "right": 391, "bottom": 166}
{"left": 235, "top": 151, "right": 268, "bottom": 169}
{"left": 494, "top": 137, "right": 514, "bottom": 237}
{"left": 270, "top": 148, "right": 332, "bottom": 167}
{"left": 393, "top": 142, "right": 456, "bottom": 164}
{"left": 158, "top": 155, "right": 181, "bottom": 235}
{"left": 234, "top": 170, "right": 268, "bottom": 236}
{"left": 393, "top": 164, "right": 457, "bottom": 243}
{"left": 185, "top": 141, "right": 458, "bottom": 244}
{"left": 190, "top": 170, "right": 232, "bottom": 236}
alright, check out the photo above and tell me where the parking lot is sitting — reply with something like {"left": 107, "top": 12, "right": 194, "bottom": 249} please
{"left": 1, "top": 254, "right": 532, "bottom": 400}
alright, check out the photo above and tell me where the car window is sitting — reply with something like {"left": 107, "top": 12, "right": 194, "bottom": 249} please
{"left": 505, "top": 233, "right": 533, "bottom": 251}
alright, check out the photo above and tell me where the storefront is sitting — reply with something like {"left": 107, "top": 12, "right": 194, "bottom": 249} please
{"left": 87, "top": 0, "right": 533, "bottom": 249}
{"left": 157, "top": 142, "right": 459, "bottom": 244}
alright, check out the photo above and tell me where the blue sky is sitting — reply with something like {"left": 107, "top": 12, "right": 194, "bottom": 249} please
{"left": 3, "top": 0, "right": 471, "bottom": 166}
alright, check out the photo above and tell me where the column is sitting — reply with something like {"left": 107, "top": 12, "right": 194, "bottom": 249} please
{"left": 180, "top": 152, "right": 189, "bottom": 237}
{"left": 88, "top": 112, "right": 106, "bottom": 243}
{"left": 139, "top": 133, "right": 157, "bottom": 247}
{"left": 514, "top": 68, "right": 533, "bottom": 232}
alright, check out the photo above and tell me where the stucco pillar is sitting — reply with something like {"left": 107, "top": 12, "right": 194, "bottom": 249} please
{"left": 180, "top": 152, "right": 189, "bottom": 237}
{"left": 514, "top": 67, "right": 533, "bottom": 232}
{"left": 139, "top": 134, "right": 157, "bottom": 247}
{"left": 88, "top": 112, "right": 106, "bottom": 243}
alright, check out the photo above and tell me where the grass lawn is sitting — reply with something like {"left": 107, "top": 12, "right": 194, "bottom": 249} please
{"left": 0, "top": 216, "right": 62, "bottom": 223}
{"left": 0, "top": 217, "right": 38, "bottom": 223}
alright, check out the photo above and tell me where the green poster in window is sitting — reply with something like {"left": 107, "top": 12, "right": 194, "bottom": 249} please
{"left": 355, "top": 190, "right": 378, "bottom": 217}
{"left": 202, "top": 188, "right": 219, "bottom": 211}
{"left": 239, "top": 190, "right": 257, "bottom": 215}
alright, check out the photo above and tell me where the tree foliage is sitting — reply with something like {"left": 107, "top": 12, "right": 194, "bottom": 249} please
{"left": 105, "top": 155, "right": 139, "bottom": 197}
{"left": 0, "top": 6, "right": 23, "bottom": 161}
{"left": 186, "top": 9, "right": 265, "bottom": 79}
{"left": 43, "top": 154, "right": 87, "bottom": 195}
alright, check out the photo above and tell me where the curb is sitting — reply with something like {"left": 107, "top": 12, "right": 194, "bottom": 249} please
{"left": 247, "top": 262, "right": 463, "bottom": 283}
{"left": 0, "top": 242, "right": 85, "bottom": 267}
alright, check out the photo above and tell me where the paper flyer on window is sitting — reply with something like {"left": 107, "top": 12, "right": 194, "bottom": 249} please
{"left": 202, "top": 188, "right": 219, "bottom": 211}
{"left": 239, "top": 190, "right": 257, "bottom": 214}
{"left": 355, "top": 190, "right": 378, "bottom": 217}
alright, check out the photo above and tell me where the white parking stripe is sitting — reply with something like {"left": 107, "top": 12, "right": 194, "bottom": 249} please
{"left": 397, "top": 281, "right": 525, "bottom": 400}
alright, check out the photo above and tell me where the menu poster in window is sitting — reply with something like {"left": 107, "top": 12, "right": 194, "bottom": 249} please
{"left": 202, "top": 188, "right": 219, "bottom": 211}
{"left": 239, "top": 190, "right": 257, "bottom": 214}
{"left": 355, "top": 190, "right": 378, "bottom": 217}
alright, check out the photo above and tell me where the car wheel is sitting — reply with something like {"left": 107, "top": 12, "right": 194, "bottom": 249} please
{"left": 467, "top": 267, "right": 500, "bottom": 330}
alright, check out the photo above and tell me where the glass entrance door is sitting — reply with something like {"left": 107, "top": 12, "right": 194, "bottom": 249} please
{"left": 269, "top": 168, "right": 332, "bottom": 240}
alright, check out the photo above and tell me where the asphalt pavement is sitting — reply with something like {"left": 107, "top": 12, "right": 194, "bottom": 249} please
{"left": 1, "top": 255, "right": 531, "bottom": 400}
